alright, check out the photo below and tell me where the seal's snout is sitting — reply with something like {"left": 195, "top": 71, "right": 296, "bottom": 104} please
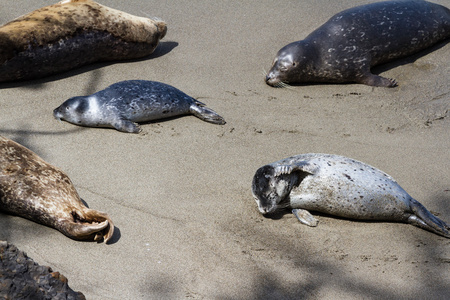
{"left": 265, "top": 73, "right": 281, "bottom": 87}
{"left": 258, "top": 202, "right": 277, "bottom": 215}
{"left": 260, "top": 207, "right": 271, "bottom": 214}
{"left": 53, "top": 107, "right": 62, "bottom": 121}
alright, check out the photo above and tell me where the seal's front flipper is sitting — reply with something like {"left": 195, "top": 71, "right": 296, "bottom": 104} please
{"left": 293, "top": 209, "right": 318, "bottom": 227}
{"left": 190, "top": 101, "right": 226, "bottom": 125}
{"left": 274, "top": 162, "right": 317, "bottom": 177}
{"left": 358, "top": 72, "right": 398, "bottom": 87}
{"left": 113, "top": 118, "right": 141, "bottom": 133}
{"left": 408, "top": 199, "right": 450, "bottom": 238}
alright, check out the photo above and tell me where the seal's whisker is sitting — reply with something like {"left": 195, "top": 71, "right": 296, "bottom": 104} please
{"left": 261, "top": 68, "right": 268, "bottom": 77}
{"left": 278, "top": 81, "right": 297, "bottom": 91}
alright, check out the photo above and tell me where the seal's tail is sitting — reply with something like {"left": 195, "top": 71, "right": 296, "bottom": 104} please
{"left": 190, "top": 100, "right": 226, "bottom": 125}
{"left": 408, "top": 199, "right": 450, "bottom": 238}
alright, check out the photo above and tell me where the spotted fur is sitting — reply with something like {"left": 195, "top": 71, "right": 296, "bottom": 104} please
{"left": 266, "top": 0, "right": 450, "bottom": 87}
{"left": 0, "top": 136, "right": 114, "bottom": 242}
{"left": 53, "top": 80, "right": 226, "bottom": 133}
{"left": 252, "top": 153, "right": 450, "bottom": 238}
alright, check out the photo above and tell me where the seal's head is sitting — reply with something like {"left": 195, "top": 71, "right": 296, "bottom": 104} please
{"left": 252, "top": 165, "right": 293, "bottom": 214}
{"left": 265, "top": 41, "right": 312, "bottom": 87}
{"left": 53, "top": 96, "right": 95, "bottom": 126}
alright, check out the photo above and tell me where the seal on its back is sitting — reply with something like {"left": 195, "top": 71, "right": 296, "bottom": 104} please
{"left": 0, "top": 136, "right": 114, "bottom": 243}
{"left": 252, "top": 153, "right": 450, "bottom": 238}
{"left": 53, "top": 80, "right": 226, "bottom": 133}
{"left": 266, "top": 0, "right": 450, "bottom": 87}
{"left": 0, "top": 0, "right": 167, "bottom": 82}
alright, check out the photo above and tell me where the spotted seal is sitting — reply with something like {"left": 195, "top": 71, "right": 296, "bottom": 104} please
{"left": 0, "top": 0, "right": 167, "bottom": 82}
{"left": 0, "top": 136, "right": 114, "bottom": 243}
{"left": 265, "top": 0, "right": 450, "bottom": 87}
{"left": 53, "top": 80, "right": 226, "bottom": 133}
{"left": 252, "top": 153, "right": 450, "bottom": 238}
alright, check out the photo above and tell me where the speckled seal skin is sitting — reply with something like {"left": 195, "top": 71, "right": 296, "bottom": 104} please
{"left": 0, "top": 0, "right": 167, "bottom": 82}
{"left": 0, "top": 241, "right": 86, "bottom": 299}
{"left": 252, "top": 153, "right": 450, "bottom": 238}
{"left": 0, "top": 136, "right": 114, "bottom": 243}
{"left": 53, "top": 80, "right": 226, "bottom": 133}
{"left": 266, "top": 0, "right": 450, "bottom": 87}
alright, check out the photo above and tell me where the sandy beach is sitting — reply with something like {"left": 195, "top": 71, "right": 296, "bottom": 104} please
{"left": 1, "top": 0, "right": 449, "bottom": 299}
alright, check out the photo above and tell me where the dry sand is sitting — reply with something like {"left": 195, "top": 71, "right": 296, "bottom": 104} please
{"left": 1, "top": 0, "right": 449, "bottom": 299}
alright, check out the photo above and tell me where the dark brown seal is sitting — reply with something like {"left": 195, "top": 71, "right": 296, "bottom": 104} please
{"left": 0, "top": 136, "right": 114, "bottom": 243}
{"left": 0, "top": 0, "right": 167, "bottom": 82}
{"left": 266, "top": 0, "right": 450, "bottom": 87}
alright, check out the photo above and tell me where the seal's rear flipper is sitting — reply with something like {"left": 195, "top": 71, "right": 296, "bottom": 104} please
{"left": 408, "top": 199, "right": 450, "bottom": 238}
{"left": 58, "top": 209, "right": 115, "bottom": 243}
{"left": 190, "top": 101, "right": 226, "bottom": 125}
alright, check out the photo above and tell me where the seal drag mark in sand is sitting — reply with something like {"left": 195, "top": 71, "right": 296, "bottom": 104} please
{"left": 252, "top": 153, "right": 450, "bottom": 238}
{"left": 53, "top": 80, "right": 226, "bottom": 133}
{"left": 0, "top": 0, "right": 167, "bottom": 82}
{"left": 266, "top": 0, "right": 450, "bottom": 87}
{"left": 0, "top": 136, "right": 114, "bottom": 243}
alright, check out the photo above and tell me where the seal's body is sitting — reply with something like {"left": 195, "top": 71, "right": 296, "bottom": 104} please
{"left": 53, "top": 80, "right": 226, "bottom": 133}
{"left": 0, "top": 136, "right": 113, "bottom": 243}
{"left": 0, "top": 0, "right": 167, "bottom": 82}
{"left": 266, "top": 0, "right": 450, "bottom": 87}
{"left": 252, "top": 153, "right": 450, "bottom": 238}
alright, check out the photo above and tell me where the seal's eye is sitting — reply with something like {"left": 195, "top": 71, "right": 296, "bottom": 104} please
{"left": 292, "top": 62, "right": 297, "bottom": 67}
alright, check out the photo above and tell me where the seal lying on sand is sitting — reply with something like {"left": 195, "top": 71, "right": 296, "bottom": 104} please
{"left": 0, "top": 241, "right": 86, "bottom": 299}
{"left": 266, "top": 0, "right": 450, "bottom": 87}
{"left": 0, "top": 0, "right": 167, "bottom": 82}
{"left": 53, "top": 80, "right": 226, "bottom": 133}
{"left": 0, "top": 136, "right": 114, "bottom": 243}
{"left": 252, "top": 153, "right": 450, "bottom": 238}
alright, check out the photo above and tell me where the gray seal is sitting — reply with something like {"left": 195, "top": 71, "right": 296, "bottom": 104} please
{"left": 53, "top": 80, "right": 226, "bottom": 133}
{"left": 0, "top": 135, "right": 114, "bottom": 243}
{"left": 265, "top": 0, "right": 450, "bottom": 87}
{"left": 252, "top": 153, "right": 450, "bottom": 238}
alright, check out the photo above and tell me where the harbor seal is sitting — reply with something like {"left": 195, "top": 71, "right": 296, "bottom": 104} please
{"left": 53, "top": 80, "right": 226, "bottom": 133}
{"left": 0, "top": 136, "right": 114, "bottom": 243}
{"left": 252, "top": 153, "right": 450, "bottom": 238}
{"left": 265, "top": 0, "right": 450, "bottom": 87}
{"left": 0, "top": 0, "right": 167, "bottom": 82}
